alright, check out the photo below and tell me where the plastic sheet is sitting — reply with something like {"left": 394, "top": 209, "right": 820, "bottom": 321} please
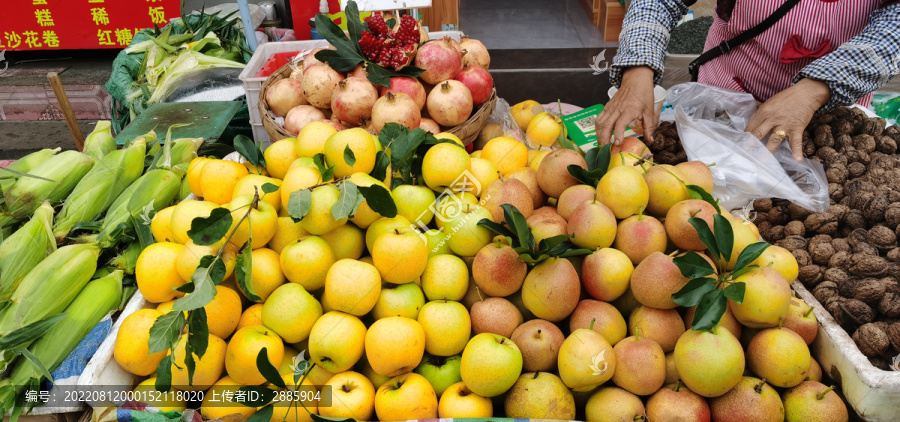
{"left": 668, "top": 83, "right": 829, "bottom": 212}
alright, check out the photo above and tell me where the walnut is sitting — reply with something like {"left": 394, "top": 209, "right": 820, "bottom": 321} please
{"left": 825, "top": 267, "right": 850, "bottom": 284}
{"left": 842, "top": 211, "right": 867, "bottom": 230}
{"left": 832, "top": 238, "right": 851, "bottom": 253}
{"left": 829, "top": 183, "right": 845, "bottom": 202}
{"left": 887, "top": 248, "right": 900, "bottom": 262}
{"left": 853, "top": 324, "right": 891, "bottom": 357}
{"left": 827, "top": 204, "right": 850, "bottom": 221}
{"left": 836, "top": 133, "right": 854, "bottom": 151}
{"left": 878, "top": 292, "right": 900, "bottom": 318}
{"left": 798, "top": 265, "right": 825, "bottom": 287}
{"left": 838, "top": 299, "right": 876, "bottom": 327}
{"left": 883, "top": 277, "right": 900, "bottom": 294}
{"left": 754, "top": 213, "right": 770, "bottom": 225}
{"left": 847, "top": 191, "right": 875, "bottom": 211}
{"left": 885, "top": 204, "right": 900, "bottom": 228}
{"left": 792, "top": 249, "right": 812, "bottom": 267}
{"left": 839, "top": 278, "right": 858, "bottom": 297}
{"left": 864, "top": 195, "right": 890, "bottom": 222}
{"left": 768, "top": 207, "right": 791, "bottom": 226}
{"left": 817, "top": 146, "right": 841, "bottom": 165}
{"left": 853, "top": 242, "right": 881, "bottom": 257}
{"left": 809, "top": 242, "right": 835, "bottom": 265}
{"left": 769, "top": 225, "right": 785, "bottom": 242}
{"left": 817, "top": 112, "right": 836, "bottom": 125}
{"left": 814, "top": 125, "right": 834, "bottom": 147}
{"left": 813, "top": 280, "right": 840, "bottom": 304}
{"left": 837, "top": 120, "right": 855, "bottom": 135}
{"left": 888, "top": 322, "right": 900, "bottom": 352}
{"left": 826, "top": 166, "right": 849, "bottom": 184}
{"left": 870, "top": 152, "right": 896, "bottom": 170}
{"left": 853, "top": 134, "right": 878, "bottom": 154}
{"left": 788, "top": 203, "right": 813, "bottom": 221}
{"left": 868, "top": 225, "right": 897, "bottom": 250}
{"left": 810, "top": 234, "right": 833, "bottom": 245}
{"left": 785, "top": 221, "right": 806, "bottom": 237}
{"left": 805, "top": 213, "right": 836, "bottom": 233}
{"left": 753, "top": 198, "right": 773, "bottom": 212}
{"left": 866, "top": 168, "right": 888, "bottom": 184}
{"left": 852, "top": 278, "right": 887, "bottom": 306}
{"left": 846, "top": 162, "right": 867, "bottom": 178}
{"left": 757, "top": 220, "right": 772, "bottom": 237}
{"left": 878, "top": 136, "right": 898, "bottom": 154}
{"left": 850, "top": 255, "right": 889, "bottom": 277}
{"left": 864, "top": 117, "right": 886, "bottom": 137}
{"left": 778, "top": 236, "right": 808, "bottom": 252}
{"left": 886, "top": 125, "right": 900, "bottom": 142}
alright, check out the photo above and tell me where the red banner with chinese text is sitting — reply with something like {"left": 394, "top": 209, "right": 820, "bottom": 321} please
{"left": 1, "top": 0, "right": 181, "bottom": 51}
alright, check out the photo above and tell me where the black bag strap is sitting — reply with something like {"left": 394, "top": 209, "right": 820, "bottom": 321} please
{"left": 688, "top": 0, "right": 802, "bottom": 82}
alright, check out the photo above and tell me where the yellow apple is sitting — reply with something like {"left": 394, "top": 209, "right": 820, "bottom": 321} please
{"left": 226, "top": 194, "right": 279, "bottom": 249}
{"left": 319, "top": 371, "right": 375, "bottom": 420}
{"left": 308, "top": 311, "right": 367, "bottom": 373}
{"left": 438, "top": 381, "right": 493, "bottom": 418}
{"left": 301, "top": 185, "right": 348, "bottom": 235}
{"left": 320, "top": 223, "right": 365, "bottom": 261}
{"left": 279, "top": 235, "right": 335, "bottom": 291}
{"left": 558, "top": 328, "right": 616, "bottom": 392}
{"left": 365, "top": 316, "right": 426, "bottom": 377}
{"left": 261, "top": 283, "right": 322, "bottom": 344}
{"left": 374, "top": 373, "right": 438, "bottom": 421}
{"left": 349, "top": 172, "right": 388, "bottom": 229}
{"left": 417, "top": 300, "right": 471, "bottom": 357}
{"left": 371, "top": 282, "right": 426, "bottom": 320}
{"left": 321, "top": 259, "right": 381, "bottom": 316}
{"left": 393, "top": 184, "right": 438, "bottom": 226}
{"left": 372, "top": 227, "right": 428, "bottom": 284}
{"left": 365, "top": 215, "right": 412, "bottom": 253}
{"left": 421, "top": 254, "right": 469, "bottom": 301}
{"left": 421, "top": 143, "right": 471, "bottom": 193}
{"left": 460, "top": 333, "right": 523, "bottom": 397}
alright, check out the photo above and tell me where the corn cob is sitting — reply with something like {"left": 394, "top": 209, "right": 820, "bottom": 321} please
{"left": 0, "top": 243, "right": 100, "bottom": 337}
{"left": 82, "top": 121, "right": 117, "bottom": 161}
{"left": 178, "top": 176, "right": 192, "bottom": 201}
{"left": 111, "top": 241, "right": 142, "bottom": 274}
{"left": 0, "top": 270, "right": 122, "bottom": 409}
{"left": 98, "top": 169, "right": 182, "bottom": 247}
{"left": 3, "top": 150, "right": 95, "bottom": 220}
{"left": 0, "top": 148, "right": 60, "bottom": 193}
{"left": 0, "top": 202, "right": 56, "bottom": 301}
{"left": 53, "top": 138, "right": 147, "bottom": 241}
{"left": 164, "top": 137, "right": 204, "bottom": 169}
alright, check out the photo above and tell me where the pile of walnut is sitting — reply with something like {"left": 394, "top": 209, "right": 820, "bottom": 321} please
{"left": 647, "top": 121, "right": 688, "bottom": 165}
{"left": 751, "top": 107, "right": 900, "bottom": 370}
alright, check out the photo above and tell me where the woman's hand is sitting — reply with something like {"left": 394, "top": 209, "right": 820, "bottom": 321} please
{"left": 745, "top": 78, "right": 831, "bottom": 161}
{"left": 595, "top": 66, "right": 657, "bottom": 146}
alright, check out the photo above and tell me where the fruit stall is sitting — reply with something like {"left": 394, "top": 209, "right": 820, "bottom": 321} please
{"left": 2, "top": 1, "right": 900, "bottom": 422}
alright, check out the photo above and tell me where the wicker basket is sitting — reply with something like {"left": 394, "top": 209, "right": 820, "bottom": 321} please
{"left": 259, "top": 60, "right": 498, "bottom": 146}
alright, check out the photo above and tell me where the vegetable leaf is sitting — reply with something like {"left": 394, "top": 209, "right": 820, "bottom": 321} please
{"left": 256, "top": 348, "right": 286, "bottom": 389}
{"left": 358, "top": 184, "right": 398, "bottom": 218}
{"left": 234, "top": 135, "right": 265, "bottom": 168}
{"left": 688, "top": 217, "right": 719, "bottom": 264}
{"left": 287, "top": 189, "right": 313, "bottom": 223}
{"left": 0, "top": 313, "right": 66, "bottom": 350}
{"left": 673, "top": 251, "right": 717, "bottom": 279}
{"left": 713, "top": 214, "right": 734, "bottom": 263}
{"left": 724, "top": 282, "right": 746, "bottom": 304}
{"left": 188, "top": 208, "right": 233, "bottom": 246}
{"left": 733, "top": 242, "right": 770, "bottom": 272}
{"left": 148, "top": 309, "right": 186, "bottom": 354}
{"left": 691, "top": 288, "right": 727, "bottom": 331}
{"left": 671, "top": 278, "right": 717, "bottom": 308}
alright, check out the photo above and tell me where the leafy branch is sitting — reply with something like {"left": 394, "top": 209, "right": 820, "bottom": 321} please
{"left": 567, "top": 143, "right": 612, "bottom": 186}
{"left": 477, "top": 204, "right": 591, "bottom": 265}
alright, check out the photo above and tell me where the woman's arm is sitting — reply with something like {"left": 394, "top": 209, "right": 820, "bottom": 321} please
{"left": 609, "top": 0, "right": 694, "bottom": 87}
{"left": 794, "top": 3, "right": 900, "bottom": 109}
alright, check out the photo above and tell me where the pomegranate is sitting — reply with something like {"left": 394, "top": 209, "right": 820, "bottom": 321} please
{"left": 302, "top": 47, "right": 331, "bottom": 73}
{"left": 419, "top": 117, "right": 441, "bottom": 134}
{"left": 414, "top": 37, "right": 464, "bottom": 85}
{"left": 348, "top": 63, "right": 369, "bottom": 79}
{"left": 323, "top": 118, "right": 345, "bottom": 131}
{"left": 380, "top": 77, "right": 426, "bottom": 110}
{"left": 359, "top": 14, "right": 420, "bottom": 71}
{"left": 426, "top": 80, "right": 473, "bottom": 127}
{"left": 300, "top": 64, "right": 344, "bottom": 109}
{"left": 460, "top": 36, "right": 490, "bottom": 69}
{"left": 454, "top": 64, "right": 493, "bottom": 106}
{"left": 418, "top": 20, "right": 429, "bottom": 46}
{"left": 330, "top": 77, "right": 379, "bottom": 126}
{"left": 265, "top": 78, "right": 308, "bottom": 117}
{"left": 284, "top": 105, "right": 326, "bottom": 135}
{"left": 371, "top": 92, "right": 421, "bottom": 133}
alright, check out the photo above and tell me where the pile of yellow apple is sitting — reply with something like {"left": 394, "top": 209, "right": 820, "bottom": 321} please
{"left": 114, "top": 123, "right": 849, "bottom": 422}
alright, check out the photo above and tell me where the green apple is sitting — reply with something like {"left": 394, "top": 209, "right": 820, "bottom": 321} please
{"left": 301, "top": 185, "right": 347, "bottom": 235}
{"left": 460, "top": 333, "right": 523, "bottom": 397}
{"left": 357, "top": 355, "right": 391, "bottom": 391}
{"left": 423, "top": 228, "right": 452, "bottom": 257}
{"left": 446, "top": 204, "right": 493, "bottom": 257}
{"left": 393, "top": 184, "right": 438, "bottom": 226}
{"left": 308, "top": 311, "right": 367, "bottom": 373}
{"left": 418, "top": 300, "right": 471, "bottom": 356}
{"left": 415, "top": 354, "right": 462, "bottom": 397}
{"left": 371, "top": 282, "right": 426, "bottom": 320}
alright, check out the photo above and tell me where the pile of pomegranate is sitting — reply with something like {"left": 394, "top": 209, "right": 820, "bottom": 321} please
{"left": 264, "top": 14, "right": 494, "bottom": 137}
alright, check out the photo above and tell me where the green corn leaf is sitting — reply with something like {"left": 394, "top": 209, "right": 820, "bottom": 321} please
{"left": 0, "top": 313, "right": 66, "bottom": 350}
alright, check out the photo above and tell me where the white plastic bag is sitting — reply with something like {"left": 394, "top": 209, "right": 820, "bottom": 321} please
{"left": 668, "top": 83, "right": 829, "bottom": 213}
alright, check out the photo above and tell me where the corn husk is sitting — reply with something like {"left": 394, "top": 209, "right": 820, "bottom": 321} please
{"left": 3, "top": 151, "right": 95, "bottom": 219}
{"left": 98, "top": 169, "right": 182, "bottom": 247}
{"left": 0, "top": 148, "right": 60, "bottom": 194}
{"left": 0, "top": 202, "right": 56, "bottom": 301}
{"left": 110, "top": 241, "right": 142, "bottom": 274}
{"left": 0, "top": 271, "right": 121, "bottom": 409}
{"left": 82, "top": 121, "right": 117, "bottom": 161}
{"left": 0, "top": 244, "right": 100, "bottom": 336}
{"left": 53, "top": 139, "right": 147, "bottom": 241}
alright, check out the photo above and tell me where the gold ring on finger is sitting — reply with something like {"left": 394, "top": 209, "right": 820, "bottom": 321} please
{"left": 773, "top": 130, "right": 787, "bottom": 138}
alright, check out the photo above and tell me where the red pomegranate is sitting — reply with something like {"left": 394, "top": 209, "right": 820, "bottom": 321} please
{"left": 265, "top": 78, "right": 308, "bottom": 117}
{"left": 301, "top": 64, "right": 344, "bottom": 109}
{"left": 454, "top": 64, "right": 493, "bottom": 106}
{"left": 331, "top": 77, "right": 379, "bottom": 126}
{"left": 415, "top": 37, "right": 463, "bottom": 85}
{"left": 359, "top": 14, "right": 420, "bottom": 71}
{"left": 348, "top": 63, "right": 369, "bottom": 79}
{"left": 371, "top": 92, "right": 421, "bottom": 133}
{"left": 426, "top": 80, "right": 473, "bottom": 127}
{"left": 460, "top": 36, "right": 490, "bottom": 69}
{"left": 380, "top": 77, "right": 426, "bottom": 110}
{"left": 302, "top": 47, "right": 331, "bottom": 73}
{"left": 284, "top": 105, "right": 326, "bottom": 135}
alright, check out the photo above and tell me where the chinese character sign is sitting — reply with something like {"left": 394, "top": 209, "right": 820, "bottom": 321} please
{"left": 1, "top": 0, "right": 180, "bottom": 50}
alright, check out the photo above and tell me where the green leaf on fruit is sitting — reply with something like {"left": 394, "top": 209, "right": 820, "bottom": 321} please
{"left": 174, "top": 255, "right": 224, "bottom": 311}
{"left": 234, "top": 135, "right": 265, "bottom": 168}
{"left": 344, "top": 0, "right": 365, "bottom": 47}
{"left": 314, "top": 7, "right": 359, "bottom": 58}
{"left": 343, "top": 145, "right": 357, "bottom": 168}
{"left": 155, "top": 355, "right": 173, "bottom": 392}
{"left": 188, "top": 308, "right": 209, "bottom": 358}
{"left": 148, "top": 310, "right": 186, "bottom": 354}
{"left": 713, "top": 214, "right": 734, "bottom": 263}
{"left": 370, "top": 150, "right": 391, "bottom": 183}
{"left": 261, "top": 183, "right": 280, "bottom": 195}
{"left": 312, "top": 153, "right": 335, "bottom": 182}
{"left": 333, "top": 181, "right": 364, "bottom": 221}
{"left": 728, "top": 265, "right": 758, "bottom": 282}
{"left": 673, "top": 251, "right": 717, "bottom": 279}
{"left": 312, "top": 415, "right": 357, "bottom": 422}
{"left": 686, "top": 185, "right": 721, "bottom": 214}
{"left": 723, "top": 282, "right": 746, "bottom": 304}
{"left": 557, "top": 247, "right": 593, "bottom": 258}
{"left": 671, "top": 278, "right": 717, "bottom": 308}
{"left": 476, "top": 218, "right": 516, "bottom": 243}
{"left": 537, "top": 234, "right": 570, "bottom": 252}
{"left": 733, "top": 242, "right": 770, "bottom": 272}
{"left": 287, "top": 189, "right": 313, "bottom": 222}
{"left": 236, "top": 244, "right": 261, "bottom": 302}
{"left": 691, "top": 289, "right": 727, "bottom": 331}
{"left": 182, "top": 331, "right": 196, "bottom": 386}
{"left": 235, "top": 386, "right": 278, "bottom": 407}
{"left": 688, "top": 217, "right": 719, "bottom": 264}
{"left": 503, "top": 204, "right": 533, "bottom": 251}
{"left": 187, "top": 208, "right": 233, "bottom": 246}
{"left": 378, "top": 123, "right": 404, "bottom": 149}
{"left": 358, "top": 184, "right": 397, "bottom": 218}
{"left": 246, "top": 404, "right": 274, "bottom": 422}
{"left": 256, "top": 348, "right": 286, "bottom": 389}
